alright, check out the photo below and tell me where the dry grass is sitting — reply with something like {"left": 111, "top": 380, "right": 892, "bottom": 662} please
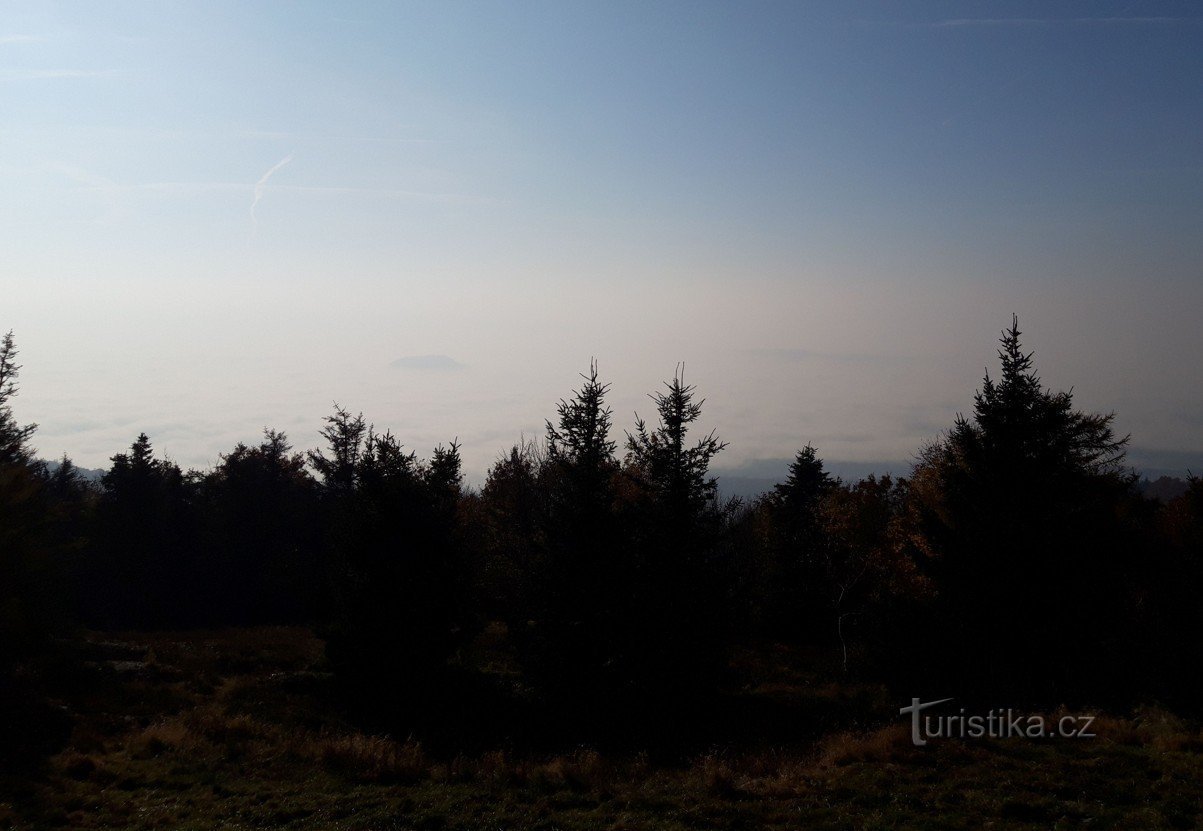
{"left": 314, "top": 732, "right": 429, "bottom": 782}
{"left": 1091, "top": 704, "right": 1203, "bottom": 752}
{"left": 11, "top": 628, "right": 1203, "bottom": 831}
{"left": 815, "top": 722, "right": 914, "bottom": 767}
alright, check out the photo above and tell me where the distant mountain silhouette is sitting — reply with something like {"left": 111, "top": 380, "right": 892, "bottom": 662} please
{"left": 716, "top": 455, "right": 1198, "bottom": 502}
{"left": 712, "top": 458, "right": 912, "bottom": 501}
{"left": 40, "top": 459, "right": 105, "bottom": 482}
{"left": 1138, "top": 476, "right": 1190, "bottom": 503}
{"left": 1126, "top": 447, "right": 1203, "bottom": 481}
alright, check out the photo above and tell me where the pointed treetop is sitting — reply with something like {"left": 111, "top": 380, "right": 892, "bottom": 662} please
{"left": 959, "top": 316, "right": 1130, "bottom": 476}
{"left": 546, "top": 358, "right": 616, "bottom": 467}
{"left": 625, "top": 365, "right": 727, "bottom": 515}
{"left": 774, "top": 443, "right": 835, "bottom": 509}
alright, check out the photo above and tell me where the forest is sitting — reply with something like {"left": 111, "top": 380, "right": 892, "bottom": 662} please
{"left": 4, "top": 319, "right": 1203, "bottom": 829}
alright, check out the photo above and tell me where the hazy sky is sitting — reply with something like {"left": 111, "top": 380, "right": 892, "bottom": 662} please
{"left": 4, "top": 1, "right": 1202, "bottom": 481}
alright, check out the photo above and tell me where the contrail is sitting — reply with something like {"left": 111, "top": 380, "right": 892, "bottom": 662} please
{"left": 250, "top": 153, "right": 293, "bottom": 233}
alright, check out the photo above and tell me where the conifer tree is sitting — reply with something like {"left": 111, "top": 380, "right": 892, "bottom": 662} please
{"left": 758, "top": 443, "right": 838, "bottom": 641}
{"left": 774, "top": 444, "right": 834, "bottom": 514}
{"left": 312, "top": 403, "right": 471, "bottom": 730}
{"left": 0, "top": 331, "right": 37, "bottom": 468}
{"left": 92, "top": 433, "right": 196, "bottom": 627}
{"left": 908, "top": 316, "right": 1136, "bottom": 702}
{"left": 546, "top": 359, "right": 617, "bottom": 517}
{"left": 198, "top": 429, "right": 320, "bottom": 623}
{"left": 625, "top": 365, "right": 727, "bottom": 524}
{"left": 618, "top": 366, "right": 730, "bottom": 717}
{"left": 307, "top": 405, "right": 367, "bottom": 496}
{"left": 515, "top": 364, "right": 625, "bottom": 709}
{"left": 0, "top": 332, "right": 54, "bottom": 670}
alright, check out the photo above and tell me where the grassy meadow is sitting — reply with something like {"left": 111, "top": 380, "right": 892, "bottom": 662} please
{"left": 4, "top": 627, "right": 1203, "bottom": 830}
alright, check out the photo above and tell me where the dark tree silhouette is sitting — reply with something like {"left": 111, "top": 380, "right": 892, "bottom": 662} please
{"left": 428, "top": 439, "right": 465, "bottom": 499}
{"left": 0, "top": 332, "right": 55, "bottom": 659}
{"left": 477, "top": 439, "right": 550, "bottom": 620}
{"left": 0, "top": 331, "right": 37, "bottom": 468}
{"left": 88, "top": 433, "right": 198, "bottom": 628}
{"left": 765, "top": 444, "right": 839, "bottom": 640}
{"left": 1141, "top": 475, "right": 1203, "bottom": 705}
{"left": 196, "top": 429, "right": 322, "bottom": 624}
{"left": 814, "top": 474, "right": 925, "bottom": 673}
{"left": 545, "top": 360, "right": 617, "bottom": 517}
{"left": 619, "top": 367, "right": 731, "bottom": 718}
{"left": 312, "top": 405, "right": 473, "bottom": 732}
{"left": 8, "top": 333, "right": 1202, "bottom": 749}
{"left": 906, "top": 316, "right": 1138, "bottom": 703}
{"left": 307, "top": 404, "right": 368, "bottom": 496}
{"left": 775, "top": 444, "right": 835, "bottom": 512}
{"left": 512, "top": 364, "right": 630, "bottom": 713}
{"left": 0, "top": 334, "right": 72, "bottom": 770}
{"left": 626, "top": 366, "right": 728, "bottom": 526}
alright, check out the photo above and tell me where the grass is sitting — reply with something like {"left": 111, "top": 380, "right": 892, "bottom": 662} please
{"left": 3, "top": 627, "right": 1203, "bottom": 829}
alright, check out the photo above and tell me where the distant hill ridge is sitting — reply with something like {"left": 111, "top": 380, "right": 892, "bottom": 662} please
{"left": 36, "top": 457, "right": 1194, "bottom": 503}
{"left": 40, "top": 459, "right": 106, "bottom": 482}
{"left": 711, "top": 458, "right": 1194, "bottom": 503}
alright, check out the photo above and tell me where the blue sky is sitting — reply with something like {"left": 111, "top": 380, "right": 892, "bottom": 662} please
{"left": 4, "top": 1, "right": 1202, "bottom": 479}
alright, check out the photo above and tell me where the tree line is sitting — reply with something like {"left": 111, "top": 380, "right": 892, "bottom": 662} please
{"left": 3, "top": 319, "right": 1203, "bottom": 750}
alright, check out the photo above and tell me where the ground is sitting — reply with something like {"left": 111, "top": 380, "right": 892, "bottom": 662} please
{"left": 3, "top": 627, "right": 1202, "bottom": 830}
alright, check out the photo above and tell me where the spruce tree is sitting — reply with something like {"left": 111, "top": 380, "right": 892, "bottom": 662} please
{"left": 620, "top": 366, "right": 730, "bottom": 719}
{"left": 511, "top": 364, "right": 624, "bottom": 714}
{"left": 0, "top": 332, "right": 53, "bottom": 668}
{"left": 909, "top": 316, "right": 1136, "bottom": 703}
{"left": 545, "top": 359, "right": 617, "bottom": 514}
{"left": 92, "top": 433, "right": 196, "bottom": 627}
{"left": 763, "top": 444, "right": 838, "bottom": 641}
{"left": 625, "top": 365, "right": 727, "bottom": 525}
{"left": 0, "top": 331, "right": 37, "bottom": 468}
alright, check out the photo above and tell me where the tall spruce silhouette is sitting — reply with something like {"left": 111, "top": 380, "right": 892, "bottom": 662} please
{"left": 0, "top": 332, "right": 55, "bottom": 665}
{"left": 0, "top": 333, "right": 72, "bottom": 771}
{"left": 621, "top": 366, "right": 730, "bottom": 717}
{"left": 545, "top": 359, "right": 617, "bottom": 522}
{"left": 626, "top": 366, "right": 727, "bottom": 525}
{"left": 515, "top": 363, "right": 628, "bottom": 712}
{"left": 909, "top": 316, "right": 1136, "bottom": 702}
{"left": 0, "top": 332, "right": 37, "bottom": 469}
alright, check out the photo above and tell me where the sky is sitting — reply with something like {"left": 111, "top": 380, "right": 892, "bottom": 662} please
{"left": 3, "top": 0, "right": 1202, "bottom": 483}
